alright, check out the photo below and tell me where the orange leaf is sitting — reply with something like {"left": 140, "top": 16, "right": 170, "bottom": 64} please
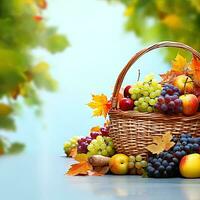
{"left": 190, "top": 57, "right": 200, "bottom": 87}
{"left": 66, "top": 161, "right": 92, "bottom": 176}
{"left": 90, "top": 126, "right": 100, "bottom": 132}
{"left": 172, "top": 54, "right": 187, "bottom": 72}
{"left": 69, "top": 148, "right": 77, "bottom": 158}
{"left": 145, "top": 132, "right": 175, "bottom": 155}
{"left": 74, "top": 154, "right": 88, "bottom": 162}
{"left": 87, "top": 94, "right": 110, "bottom": 118}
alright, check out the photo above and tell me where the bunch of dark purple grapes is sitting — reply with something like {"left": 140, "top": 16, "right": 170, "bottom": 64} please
{"left": 147, "top": 133, "right": 200, "bottom": 178}
{"left": 147, "top": 151, "right": 179, "bottom": 178}
{"left": 172, "top": 133, "right": 200, "bottom": 157}
{"left": 155, "top": 84, "right": 183, "bottom": 114}
{"left": 77, "top": 127, "right": 109, "bottom": 154}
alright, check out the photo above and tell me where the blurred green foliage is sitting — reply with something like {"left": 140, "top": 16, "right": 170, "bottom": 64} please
{"left": 108, "top": 0, "right": 200, "bottom": 60}
{"left": 0, "top": 0, "right": 69, "bottom": 154}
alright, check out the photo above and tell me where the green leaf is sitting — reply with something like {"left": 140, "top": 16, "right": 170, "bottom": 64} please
{"left": 0, "top": 138, "right": 6, "bottom": 155}
{"left": 7, "top": 142, "right": 25, "bottom": 154}
{"left": 43, "top": 34, "right": 69, "bottom": 53}
{"left": 0, "top": 116, "right": 16, "bottom": 131}
{"left": 32, "top": 62, "right": 58, "bottom": 91}
{"left": 0, "top": 103, "right": 12, "bottom": 116}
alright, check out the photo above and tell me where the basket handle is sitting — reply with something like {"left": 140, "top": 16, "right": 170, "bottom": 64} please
{"left": 111, "top": 41, "right": 200, "bottom": 109}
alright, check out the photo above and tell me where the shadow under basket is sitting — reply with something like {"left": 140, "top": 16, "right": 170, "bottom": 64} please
{"left": 108, "top": 41, "right": 200, "bottom": 158}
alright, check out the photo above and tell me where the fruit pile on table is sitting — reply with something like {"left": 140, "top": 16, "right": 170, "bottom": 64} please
{"left": 64, "top": 54, "right": 200, "bottom": 178}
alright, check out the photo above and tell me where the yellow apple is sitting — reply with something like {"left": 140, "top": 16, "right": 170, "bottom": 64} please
{"left": 109, "top": 154, "right": 129, "bottom": 175}
{"left": 179, "top": 153, "right": 200, "bottom": 178}
{"left": 173, "top": 75, "right": 194, "bottom": 94}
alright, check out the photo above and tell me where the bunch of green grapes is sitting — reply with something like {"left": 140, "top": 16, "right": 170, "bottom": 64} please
{"left": 129, "top": 74, "right": 162, "bottom": 112}
{"left": 128, "top": 155, "right": 148, "bottom": 175}
{"left": 64, "top": 136, "right": 80, "bottom": 156}
{"left": 87, "top": 136, "right": 115, "bottom": 157}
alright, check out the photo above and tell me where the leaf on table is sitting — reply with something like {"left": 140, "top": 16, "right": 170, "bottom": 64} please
{"left": 75, "top": 154, "right": 88, "bottom": 162}
{"left": 69, "top": 148, "right": 77, "bottom": 158}
{"left": 66, "top": 161, "right": 92, "bottom": 176}
{"left": 190, "top": 56, "right": 200, "bottom": 87}
{"left": 87, "top": 94, "right": 111, "bottom": 118}
{"left": 90, "top": 126, "right": 100, "bottom": 132}
{"left": 145, "top": 132, "right": 175, "bottom": 154}
{"left": 172, "top": 54, "right": 187, "bottom": 72}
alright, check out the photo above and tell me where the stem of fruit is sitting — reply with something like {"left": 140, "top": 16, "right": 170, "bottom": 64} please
{"left": 137, "top": 69, "right": 141, "bottom": 82}
{"left": 183, "top": 77, "right": 189, "bottom": 95}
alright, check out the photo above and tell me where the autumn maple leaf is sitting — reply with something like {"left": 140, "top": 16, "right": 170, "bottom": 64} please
{"left": 66, "top": 161, "right": 92, "bottom": 176}
{"left": 145, "top": 132, "right": 175, "bottom": 155}
{"left": 190, "top": 56, "right": 200, "bottom": 87}
{"left": 172, "top": 54, "right": 187, "bottom": 72}
{"left": 87, "top": 94, "right": 111, "bottom": 118}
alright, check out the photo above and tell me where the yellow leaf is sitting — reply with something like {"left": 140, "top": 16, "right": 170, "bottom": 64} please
{"left": 172, "top": 54, "right": 187, "bottom": 72}
{"left": 87, "top": 94, "right": 110, "bottom": 118}
{"left": 162, "top": 131, "right": 175, "bottom": 151}
{"left": 0, "top": 104, "right": 12, "bottom": 116}
{"left": 66, "top": 161, "right": 92, "bottom": 176}
{"left": 145, "top": 132, "right": 175, "bottom": 155}
{"left": 152, "top": 136, "right": 163, "bottom": 145}
{"left": 75, "top": 154, "right": 88, "bottom": 162}
{"left": 145, "top": 144, "right": 164, "bottom": 155}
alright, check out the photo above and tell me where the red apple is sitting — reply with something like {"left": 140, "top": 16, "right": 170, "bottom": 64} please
{"left": 124, "top": 85, "right": 132, "bottom": 98}
{"left": 198, "top": 96, "right": 200, "bottom": 111}
{"left": 119, "top": 98, "right": 134, "bottom": 111}
{"left": 173, "top": 75, "right": 194, "bottom": 94}
{"left": 179, "top": 94, "right": 199, "bottom": 116}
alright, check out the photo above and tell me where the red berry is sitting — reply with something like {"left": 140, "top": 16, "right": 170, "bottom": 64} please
{"left": 90, "top": 132, "right": 100, "bottom": 139}
{"left": 100, "top": 127, "right": 109, "bottom": 136}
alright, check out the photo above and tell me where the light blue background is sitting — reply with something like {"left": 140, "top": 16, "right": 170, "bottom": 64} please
{"left": 7, "top": 0, "right": 169, "bottom": 156}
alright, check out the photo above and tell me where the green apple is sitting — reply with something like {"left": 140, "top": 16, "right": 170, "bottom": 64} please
{"left": 179, "top": 153, "right": 200, "bottom": 178}
{"left": 109, "top": 154, "right": 129, "bottom": 175}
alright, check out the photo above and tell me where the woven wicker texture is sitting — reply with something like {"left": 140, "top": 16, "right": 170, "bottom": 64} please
{"left": 109, "top": 41, "right": 200, "bottom": 157}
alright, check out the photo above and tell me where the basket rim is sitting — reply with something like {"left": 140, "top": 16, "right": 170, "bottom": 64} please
{"left": 109, "top": 109, "right": 200, "bottom": 121}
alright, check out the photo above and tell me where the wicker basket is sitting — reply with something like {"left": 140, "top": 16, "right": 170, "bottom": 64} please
{"left": 109, "top": 41, "right": 200, "bottom": 157}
